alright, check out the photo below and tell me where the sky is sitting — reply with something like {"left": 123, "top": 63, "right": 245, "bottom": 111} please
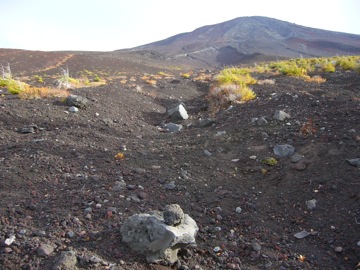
{"left": 1, "top": 0, "right": 359, "bottom": 52}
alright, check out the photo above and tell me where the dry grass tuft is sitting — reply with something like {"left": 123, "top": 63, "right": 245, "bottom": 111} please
{"left": 257, "top": 79, "right": 275, "bottom": 85}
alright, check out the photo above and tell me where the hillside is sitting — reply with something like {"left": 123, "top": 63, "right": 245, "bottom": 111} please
{"left": 130, "top": 16, "right": 360, "bottom": 66}
{"left": 0, "top": 49, "right": 360, "bottom": 269}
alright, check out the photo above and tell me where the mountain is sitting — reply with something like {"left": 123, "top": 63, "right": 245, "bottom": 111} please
{"left": 129, "top": 16, "right": 360, "bottom": 66}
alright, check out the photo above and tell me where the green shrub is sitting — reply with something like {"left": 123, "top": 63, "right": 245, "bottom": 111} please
{"left": 337, "top": 57, "right": 356, "bottom": 70}
{"left": 262, "top": 157, "right": 278, "bottom": 166}
{"left": 215, "top": 68, "right": 257, "bottom": 85}
{"left": 322, "top": 62, "right": 336, "bottom": 72}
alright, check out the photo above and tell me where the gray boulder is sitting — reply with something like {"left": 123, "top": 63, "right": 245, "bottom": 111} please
{"left": 167, "top": 104, "right": 188, "bottom": 120}
{"left": 120, "top": 204, "right": 198, "bottom": 263}
{"left": 273, "top": 144, "right": 295, "bottom": 157}
{"left": 347, "top": 158, "right": 360, "bottom": 167}
{"left": 52, "top": 251, "right": 78, "bottom": 270}
{"left": 164, "top": 123, "right": 183, "bottom": 133}
{"left": 65, "top": 95, "right": 89, "bottom": 109}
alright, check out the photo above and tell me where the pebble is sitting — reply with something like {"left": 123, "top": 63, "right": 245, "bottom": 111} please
{"left": 294, "top": 230, "right": 310, "bottom": 239}
{"left": 137, "top": 191, "right": 148, "bottom": 200}
{"left": 66, "top": 231, "right": 75, "bottom": 238}
{"left": 357, "top": 241, "right": 360, "bottom": 247}
{"left": 213, "top": 246, "right": 221, "bottom": 252}
{"left": 204, "top": 150, "right": 212, "bottom": 156}
{"left": 235, "top": 207, "right": 242, "bottom": 213}
{"left": 291, "top": 153, "right": 304, "bottom": 163}
{"left": 226, "top": 263, "right": 237, "bottom": 269}
{"left": 37, "top": 243, "right": 54, "bottom": 257}
{"left": 249, "top": 155, "right": 257, "bottom": 160}
{"left": 68, "top": 106, "right": 79, "bottom": 113}
{"left": 85, "top": 213, "right": 92, "bottom": 220}
{"left": 4, "top": 247, "right": 12, "bottom": 253}
{"left": 95, "top": 203, "right": 102, "bottom": 208}
{"left": 251, "top": 241, "right": 261, "bottom": 251}
{"left": 334, "top": 246, "right": 343, "bottom": 253}
{"left": 164, "top": 181, "right": 176, "bottom": 190}
{"left": 306, "top": 199, "right": 317, "bottom": 210}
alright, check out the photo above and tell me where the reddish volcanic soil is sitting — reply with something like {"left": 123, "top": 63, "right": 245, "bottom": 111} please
{"left": 0, "top": 49, "right": 359, "bottom": 270}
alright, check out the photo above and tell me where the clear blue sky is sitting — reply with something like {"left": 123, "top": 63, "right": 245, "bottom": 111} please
{"left": 1, "top": 0, "right": 359, "bottom": 51}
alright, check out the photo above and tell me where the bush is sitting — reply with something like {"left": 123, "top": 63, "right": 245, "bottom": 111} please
{"left": 337, "top": 57, "right": 356, "bottom": 70}
{"left": 215, "top": 68, "right": 257, "bottom": 85}
{"left": 207, "top": 83, "right": 256, "bottom": 113}
{"left": 279, "top": 63, "right": 307, "bottom": 76}
{"left": 322, "top": 62, "right": 336, "bottom": 72}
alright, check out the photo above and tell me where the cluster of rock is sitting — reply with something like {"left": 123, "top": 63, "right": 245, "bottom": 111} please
{"left": 120, "top": 204, "right": 198, "bottom": 264}
{"left": 161, "top": 103, "right": 189, "bottom": 133}
{"left": 65, "top": 94, "right": 89, "bottom": 113}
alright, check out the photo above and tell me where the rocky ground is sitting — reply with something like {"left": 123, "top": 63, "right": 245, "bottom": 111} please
{"left": 0, "top": 50, "right": 360, "bottom": 270}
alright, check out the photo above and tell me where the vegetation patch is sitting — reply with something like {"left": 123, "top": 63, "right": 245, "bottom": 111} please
{"left": 207, "top": 68, "right": 257, "bottom": 114}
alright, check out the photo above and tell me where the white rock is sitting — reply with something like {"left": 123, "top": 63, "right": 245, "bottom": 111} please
{"left": 235, "top": 207, "right": 242, "bottom": 214}
{"left": 273, "top": 110, "right": 291, "bottom": 121}
{"left": 69, "top": 106, "right": 79, "bottom": 113}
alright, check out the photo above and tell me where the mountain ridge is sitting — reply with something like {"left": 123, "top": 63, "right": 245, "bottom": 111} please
{"left": 128, "top": 16, "right": 360, "bottom": 66}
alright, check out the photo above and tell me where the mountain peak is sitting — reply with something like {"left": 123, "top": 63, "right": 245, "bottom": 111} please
{"left": 131, "top": 16, "right": 360, "bottom": 67}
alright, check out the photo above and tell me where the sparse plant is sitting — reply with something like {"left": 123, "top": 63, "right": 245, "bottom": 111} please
{"left": 215, "top": 68, "right": 257, "bottom": 85}
{"left": 262, "top": 157, "right": 278, "bottom": 166}
{"left": 300, "top": 118, "right": 317, "bottom": 136}
{"left": 18, "top": 87, "right": 69, "bottom": 99}
{"left": 322, "top": 62, "right": 336, "bottom": 72}
{"left": 304, "top": 75, "right": 326, "bottom": 83}
{"left": 33, "top": 75, "right": 44, "bottom": 83}
{"left": 181, "top": 72, "right": 192, "bottom": 79}
{"left": 337, "top": 57, "right": 357, "bottom": 70}
{"left": 257, "top": 79, "right": 275, "bottom": 85}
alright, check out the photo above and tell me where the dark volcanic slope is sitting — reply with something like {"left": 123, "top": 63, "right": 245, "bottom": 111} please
{"left": 130, "top": 16, "right": 360, "bottom": 66}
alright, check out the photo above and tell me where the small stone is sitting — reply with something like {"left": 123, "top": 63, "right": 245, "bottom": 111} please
{"left": 226, "top": 263, "right": 236, "bottom": 269}
{"left": 273, "top": 144, "right": 295, "bottom": 157}
{"left": 84, "top": 207, "right": 92, "bottom": 213}
{"left": 291, "top": 153, "right": 304, "bottom": 163}
{"left": 306, "top": 199, "right": 317, "bottom": 210}
{"left": 294, "top": 230, "right": 310, "bottom": 239}
{"left": 133, "top": 167, "right": 146, "bottom": 174}
{"left": 163, "top": 204, "right": 185, "bottom": 226}
{"left": 204, "top": 150, "right": 212, "bottom": 156}
{"left": 69, "top": 106, "right": 79, "bottom": 113}
{"left": 334, "top": 246, "right": 343, "bottom": 253}
{"left": 164, "top": 181, "right": 176, "bottom": 190}
{"left": 37, "top": 243, "right": 54, "bottom": 257}
{"left": 4, "top": 235, "right": 15, "bottom": 246}
{"left": 4, "top": 247, "right": 12, "bottom": 253}
{"left": 235, "top": 207, "right": 242, "bottom": 214}
{"left": 213, "top": 246, "right": 221, "bottom": 252}
{"left": 66, "top": 231, "right": 75, "bottom": 238}
{"left": 257, "top": 117, "right": 268, "bottom": 125}
{"left": 347, "top": 158, "right": 360, "bottom": 167}
{"left": 357, "top": 241, "right": 360, "bottom": 247}
{"left": 215, "top": 131, "right": 226, "bottom": 137}
{"left": 96, "top": 203, "right": 102, "bottom": 208}
{"left": 85, "top": 213, "right": 92, "bottom": 220}
{"left": 137, "top": 191, "right": 148, "bottom": 200}
{"left": 293, "top": 160, "right": 307, "bottom": 171}
{"left": 251, "top": 241, "right": 261, "bottom": 251}
{"left": 273, "top": 110, "right": 291, "bottom": 121}
{"left": 164, "top": 123, "right": 183, "bottom": 133}
{"left": 249, "top": 155, "right": 257, "bottom": 160}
